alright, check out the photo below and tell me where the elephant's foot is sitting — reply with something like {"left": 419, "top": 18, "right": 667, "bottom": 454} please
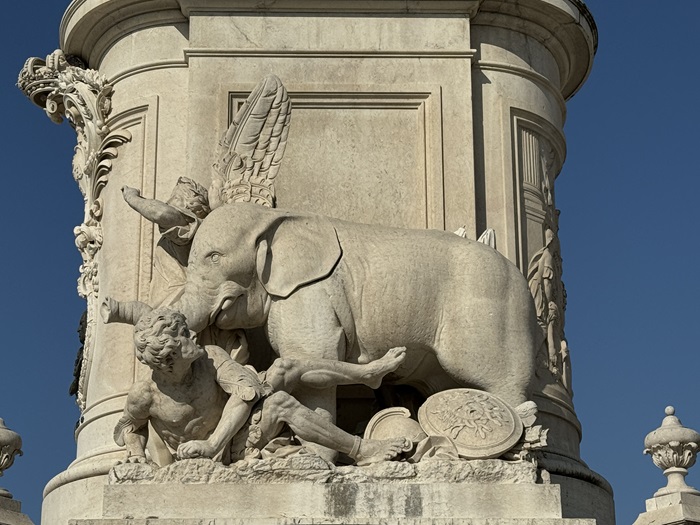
{"left": 361, "top": 347, "right": 407, "bottom": 389}
{"left": 352, "top": 436, "right": 412, "bottom": 466}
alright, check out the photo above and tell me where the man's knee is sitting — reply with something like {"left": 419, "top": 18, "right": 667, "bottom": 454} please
{"left": 268, "top": 358, "right": 297, "bottom": 383}
{"left": 264, "top": 391, "right": 296, "bottom": 419}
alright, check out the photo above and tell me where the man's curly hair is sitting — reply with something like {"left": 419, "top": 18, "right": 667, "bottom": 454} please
{"left": 167, "top": 177, "right": 210, "bottom": 220}
{"left": 133, "top": 308, "right": 189, "bottom": 369}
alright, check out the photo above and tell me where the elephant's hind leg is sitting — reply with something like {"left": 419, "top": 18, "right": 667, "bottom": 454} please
{"left": 433, "top": 334, "right": 533, "bottom": 409}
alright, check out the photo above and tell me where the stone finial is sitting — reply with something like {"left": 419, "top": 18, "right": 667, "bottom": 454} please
{"left": 644, "top": 406, "right": 700, "bottom": 497}
{"left": 0, "top": 419, "right": 23, "bottom": 499}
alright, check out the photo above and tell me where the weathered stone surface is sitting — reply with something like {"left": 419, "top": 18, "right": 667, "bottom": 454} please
{"left": 69, "top": 518, "right": 596, "bottom": 525}
{"left": 634, "top": 492, "right": 700, "bottom": 525}
{"left": 102, "top": 482, "right": 566, "bottom": 521}
{"left": 0, "top": 497, "right": 34, "bottom": 525}
{"left": 110, "top": 457, "right": 538, "bottom": 485}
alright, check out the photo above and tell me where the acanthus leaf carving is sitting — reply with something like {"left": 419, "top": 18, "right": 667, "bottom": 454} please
{"left": 18, "top": 49, "right": 132, "bottom": 410}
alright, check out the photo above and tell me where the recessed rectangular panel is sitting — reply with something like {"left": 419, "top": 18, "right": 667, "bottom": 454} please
{"left": 230, "top": 90, "right": 444, "bottom": 230}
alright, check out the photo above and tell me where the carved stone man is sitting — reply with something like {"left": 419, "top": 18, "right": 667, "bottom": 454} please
{"left": 122, "top": 180, "right": 209, "bottom": 307}
{"left": 527, "top": 227, "right": 567, "bottom": 378}
{"left": 113, "top": 307, "right": 410, "bottom": 466}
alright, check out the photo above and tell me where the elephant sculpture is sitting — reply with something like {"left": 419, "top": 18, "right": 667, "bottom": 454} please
{"left": 141, "top": 202, "right": 543, "bottom": 415}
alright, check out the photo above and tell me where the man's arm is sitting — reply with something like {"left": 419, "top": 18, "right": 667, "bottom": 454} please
{"left": 122, "top": 186, "right": 190, "bottom": 230}
{"left": 176, "top": 391, "right": 254, "bottom": 460}
{"left": 114, "top": 382, "right": 152, "bottom": 463}
{"left": 177, "top": 348, "right": 258, "bottom": 459}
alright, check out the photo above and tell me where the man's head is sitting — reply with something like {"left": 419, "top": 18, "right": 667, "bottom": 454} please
{"left": 133, "top": 308, "right": 202, "bottom": 373}
{"left": 167, "top": 177, "right": 210, "bottom": 219}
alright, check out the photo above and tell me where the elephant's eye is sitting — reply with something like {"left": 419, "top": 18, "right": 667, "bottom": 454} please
{"left": 209, "top": 252, "right": 222, "bottom": 264}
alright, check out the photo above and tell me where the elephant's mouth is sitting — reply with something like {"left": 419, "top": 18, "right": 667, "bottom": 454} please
{"left": 209, "top": 294, "right": 240, "bottom": 327}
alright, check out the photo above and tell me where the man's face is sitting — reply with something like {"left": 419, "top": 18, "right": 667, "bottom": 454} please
{"left": 178, "top": 334, "right": 203, "bottom": 361}
{"left": 145, "top": 339, "right": 180, "bottom": 374}
{"left": 145, "top": 332, "right": 202, "bottom": 377}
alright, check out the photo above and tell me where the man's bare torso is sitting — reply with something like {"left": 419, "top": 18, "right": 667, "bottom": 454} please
{"left": 148, "top": 355, "right": 229, "bottom": 450}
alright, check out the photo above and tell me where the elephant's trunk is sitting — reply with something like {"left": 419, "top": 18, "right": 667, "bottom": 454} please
{"left": 101, "top": 298, "right": 153, "bottom": 325}
{"left": 168, "top": 280, "right": 216, "bottom": 333}
{"left": 169, "top": 280, "right": 246, "bottom": 334}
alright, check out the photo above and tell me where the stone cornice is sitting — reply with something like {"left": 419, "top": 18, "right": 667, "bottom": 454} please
{"left": 474, "top": 0, "right": 597, "bottom": 100}
{"left": 178, "top": 0, "right": 484, "bottom": 15}
{"left": 61, "top": 0, "right": 484, "bottom": 66}
{"left": 61, "top": 0, "right": 186, "bottom": 65}
{"left": 61, "top": 0, "right": 595, "bottom": 97}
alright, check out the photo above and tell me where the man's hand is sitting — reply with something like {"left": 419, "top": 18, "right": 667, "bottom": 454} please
{"left": 177, "top": 440, "right": 218, "bottom": 459}
{"left": 121, "top": 185, "right": 142, "bottom": 204}
{"left": 116, "top": 454, "right": 147, "bottom": 465}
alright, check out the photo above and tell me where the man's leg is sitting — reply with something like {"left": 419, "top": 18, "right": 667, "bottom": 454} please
{"left": 265, "top": 347, "right": 406, "bottom": 394}
{"left": 257, "top": 391, "right": 410, "bottom": 465}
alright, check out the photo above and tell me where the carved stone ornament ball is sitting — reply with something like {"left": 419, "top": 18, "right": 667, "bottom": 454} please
{"left": 417, "top": 389, "right": 523, "bottom": 459}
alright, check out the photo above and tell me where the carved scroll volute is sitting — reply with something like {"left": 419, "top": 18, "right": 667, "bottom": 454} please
{"left": 18, "top": 50, "right": 132, "bottom": 410}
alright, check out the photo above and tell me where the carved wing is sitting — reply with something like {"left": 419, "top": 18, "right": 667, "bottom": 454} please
{"left": 209, "top": 75, "right": 291, "bottom": 210}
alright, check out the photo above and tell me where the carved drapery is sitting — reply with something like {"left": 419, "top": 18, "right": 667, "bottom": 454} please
{"left": 515, "top": 121, "right": 571, "bottom": 395}
{"left": 18, "top": 50, "right": 131, "bottom": 410}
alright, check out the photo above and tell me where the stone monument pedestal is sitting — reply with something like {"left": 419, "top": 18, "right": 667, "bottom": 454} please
{"left": 62, "top": 458, "right": 606, "bottom": 525}
{"left": 0, "top": 497, "right": 35, "bottom": 525}
{"left": 18, "top": 2, "right": 612, "bottom": 525}
{"left": 633, "top": 492, "right": 700, "bottom": 525}
{"left": 72, "top": 481, "right": 596, "bottom": 525}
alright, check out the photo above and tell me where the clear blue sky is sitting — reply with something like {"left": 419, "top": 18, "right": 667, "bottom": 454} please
{"left": 2, "top": 2, "right": 699, "bottom": 524}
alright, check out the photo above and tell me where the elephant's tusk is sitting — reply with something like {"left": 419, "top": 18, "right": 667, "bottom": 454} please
{"left": 221, "top": 298, "right": 234, "bottom": 311}
{"left": 209, "top": 295, "right": 237, "bottom": 326}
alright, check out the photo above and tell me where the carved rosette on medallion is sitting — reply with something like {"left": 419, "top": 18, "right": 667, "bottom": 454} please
{"left": 17, "top": 50, "right": 132, "bottom": 410}
{"left": 418, "top": 389, "right": 525, "bottom": 459}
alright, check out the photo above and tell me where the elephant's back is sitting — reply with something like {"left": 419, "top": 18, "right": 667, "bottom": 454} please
{"left": 333, "top": 220, "right": 524, "bottom": 292}
{"left": 333, "top": 221, "right": 534, "bottom": 349}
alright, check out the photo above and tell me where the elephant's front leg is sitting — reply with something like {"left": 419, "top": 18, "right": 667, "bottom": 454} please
{"left": 265, "top": 287, "right": 348, "bottom": 463}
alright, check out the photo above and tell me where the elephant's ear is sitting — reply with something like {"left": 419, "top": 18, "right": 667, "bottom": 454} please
{"left": 255, "top": 214, "right": 342, "bottom": 298}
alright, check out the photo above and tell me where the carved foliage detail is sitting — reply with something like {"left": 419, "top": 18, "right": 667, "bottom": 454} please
{"left": 646, "top": 442, "right": 699, "bottom": 472}
{"left": 0, "top": 419, "right": 22, "bottom": 478}
{"left": 18, "top": 50, "right": 132, "bottom": 410}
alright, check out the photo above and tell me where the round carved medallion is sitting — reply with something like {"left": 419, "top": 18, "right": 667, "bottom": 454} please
{"left": 417, "top": 389, "right": 523, "bottom": 459}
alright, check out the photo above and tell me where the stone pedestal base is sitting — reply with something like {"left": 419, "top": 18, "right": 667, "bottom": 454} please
{"left": 69, "top": 518, "right": 596, "bottom": 525}
{"left": 633, "top": 492, "right": 700, "bottom": 525}
{"left": 0, "top": 497, "right": 34, "bottom": 525}
{"left": 70, "top": 484, "right": 596, "bottom": 525}
{"left": 57, "top": 458, "right": 604, "bottom": 525}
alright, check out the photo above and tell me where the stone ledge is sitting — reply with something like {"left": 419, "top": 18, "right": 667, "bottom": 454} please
{"left": 0, "top": 499, "right": 34, "bottom": 525}
{"left": 109, "top": 457, "right": 539, "bottom": 485}
{"left": 634, "top": 492, "right": 700, "bottom": 525}
{"left": 101, "top": 482, "right": 564, "bottom": 521}
{"left": 68, "top": 518, "right": 596, "bottom": 525}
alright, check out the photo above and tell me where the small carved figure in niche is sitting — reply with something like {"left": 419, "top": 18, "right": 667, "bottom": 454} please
{"left": 114, "top": 308, "right": 410, "bottom": 467}
{"left": 527, "top": 227, "right": 567, "bottom": 377}
{"left": 122, "top": 179, "right": 210, "bottom": 306}
{"left": 69, "top": 310, "right": 88, "bottom": 398}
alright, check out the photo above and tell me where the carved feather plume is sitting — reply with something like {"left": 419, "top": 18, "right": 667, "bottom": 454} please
{"left": 209, "top": 75, "right": 291, "bottom": 209}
